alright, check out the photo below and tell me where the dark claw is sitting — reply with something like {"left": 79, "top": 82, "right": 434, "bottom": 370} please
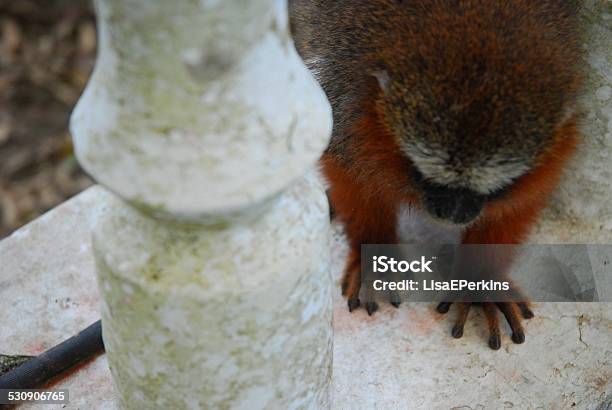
{"left": 519, "top": 305, "right": 534, "bottom": 319}
{"left": 365, "top": 301, "right": 379, "bottom": 316}
{"left": 390, "top": 301, "right": 401, "bottom": 308}
{"left": 511, "top": 330, "right": 525, "bottom": 344}
{"left": 348, "top": 298, "right": 360, "bottom": 312}
{"left": 436, "top": 302, "right": 452, "bottom": 314}
{"left": 488, "top": 334, "right": 501, "bottom": 350}
{"left": 451, "top": 324, "right": 464, "bottom": 339}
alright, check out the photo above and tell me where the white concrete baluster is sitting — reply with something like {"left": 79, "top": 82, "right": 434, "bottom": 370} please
{"left": 70, "top": 0, "right": 333, "bottom": 408}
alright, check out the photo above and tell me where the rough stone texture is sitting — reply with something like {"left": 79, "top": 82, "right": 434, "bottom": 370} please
{"left": 0, "top": 187, "right": 610, "bottom": 409}
{"left": 0, "top": 187, "right": 117, "bottom": 410}
{"left": 94, "top": 174, "right": 332, "bottom": 409}
{"left": 533, "top": 1, "right": 612, "bottom": 244}
{"left": 330, "top": 226, "right": 612, "bottom": 410}
{"left": 70, "top": 0, "right": 332, "bottom": 217}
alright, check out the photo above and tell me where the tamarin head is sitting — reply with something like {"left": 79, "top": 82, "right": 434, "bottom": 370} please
{"left": 371, "top": 1, "right": 582, "bottom": 225}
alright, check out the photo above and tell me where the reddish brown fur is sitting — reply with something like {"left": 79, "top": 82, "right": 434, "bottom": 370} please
{"left": 291, "top": 0, "right": 582, "bottom": 347}
{"left": 323, "top": 100, "right": 579, "bottom": 300}
{"left": 465, "top": 119, "right": 580, "bottom": 244}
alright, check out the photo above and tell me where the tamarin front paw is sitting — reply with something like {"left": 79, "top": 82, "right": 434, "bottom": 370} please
{"left": 341, "top": 262, "right": 398, "bottom": 316}
{"left": 436, "top": 301, "right": 534, "bottom": 350}
{"left": 343, "top": 282, "right": 382, "bottom": 316}
{"left": 346, "top": 298, "right": 399, "bottom": 316}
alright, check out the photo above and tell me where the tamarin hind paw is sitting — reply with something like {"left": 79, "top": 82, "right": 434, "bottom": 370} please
{"left": 437, "top": 301, "right": 534, "bottom": 350}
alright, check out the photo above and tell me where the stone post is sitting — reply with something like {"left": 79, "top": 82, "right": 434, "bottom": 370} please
{"left": 70, "top": 0, "right": 333, "bottom": 408}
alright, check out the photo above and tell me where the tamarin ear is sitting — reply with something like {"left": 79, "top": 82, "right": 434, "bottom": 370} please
{"left": 372, "top": 70, "right": 391, "bottom": 94}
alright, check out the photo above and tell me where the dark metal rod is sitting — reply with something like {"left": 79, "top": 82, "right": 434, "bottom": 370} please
{"left": 0, "top": 320, "right": 104, "bottom": 389}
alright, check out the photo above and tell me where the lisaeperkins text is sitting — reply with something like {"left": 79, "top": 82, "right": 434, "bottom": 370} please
{"left": 372, "top": 279, "right": 510, "bottom": 291}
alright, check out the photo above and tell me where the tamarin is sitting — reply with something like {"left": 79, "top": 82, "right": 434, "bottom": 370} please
{"left": 289, "top": 0, "right": 583, "bottom": 349}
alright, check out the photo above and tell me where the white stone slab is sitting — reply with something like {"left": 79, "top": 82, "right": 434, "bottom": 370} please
{"left": 1, "top": 187, "right": 610, "bottom": 409}
{"left": 0, "top": 186, "right": 116, "bottom": 409}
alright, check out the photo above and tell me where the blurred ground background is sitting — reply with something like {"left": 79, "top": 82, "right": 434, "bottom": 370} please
{"left": 0, "top": 0, "right": 95, "bottom": 238}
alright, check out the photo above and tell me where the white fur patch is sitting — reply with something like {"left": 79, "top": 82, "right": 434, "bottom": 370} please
{"left": 401, "top": 141, "right": 529, "bottom": 194}
{"left": 303, "top": 56, "right": 325, "bottom": 80}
